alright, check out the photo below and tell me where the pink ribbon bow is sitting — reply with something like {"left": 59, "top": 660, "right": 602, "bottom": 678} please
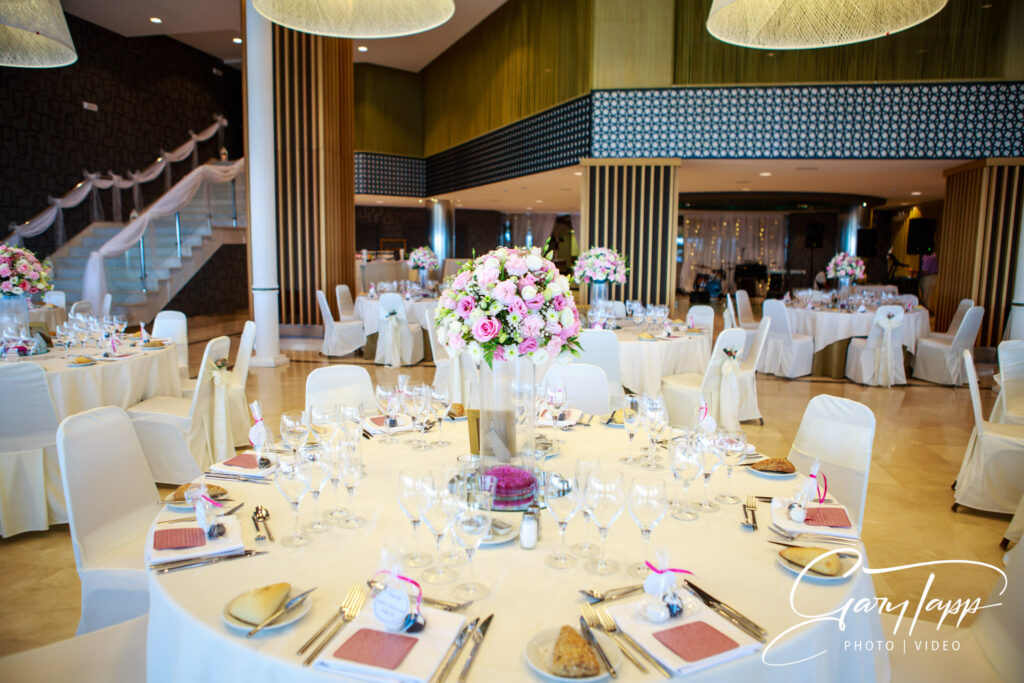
{"left": 644, "top": 561, "right": 693, "bottom": 576}
{"left": 809, "top": 471, "right": 828, "bottom": 503}
{"left": 372, "top": 569, "right": 423, "bottom": 611}
{"left": 202, "top": 494, "right": 224, "bottom": 507}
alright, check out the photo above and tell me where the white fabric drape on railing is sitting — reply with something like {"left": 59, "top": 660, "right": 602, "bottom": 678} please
{"left": 81, "top": 159, "right": 245, "bottom": 312}
{"left": 4, "top": 115, "right": 228, "bottom": 247}
{"left": 678, "top": 212, "right": 787, "bottom": 292}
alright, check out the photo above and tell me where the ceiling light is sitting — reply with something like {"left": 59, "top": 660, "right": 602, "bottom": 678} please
{"left": 254, "top": 0, "right": 454, "bottom": 39}
{"left": 375, "top": 200, "right": 383, "bottom": 204}
{"left": 862, "top": 202, "right": 868, "bottom": 207}
{"left": 759, "top": 172, "right": 772, "bottom": 177}
{"left": 150, "top": 17, "right": 162, "bottom": 24}
{"left": 0, "top": 0, "right": 77, "bottom": 68}
{"left": 233, "top": 37, "right": 243, "bottom": 44}
{"left": 911, "top": 191, "right": 922, "bottom": 196}
{"left": 740, "top": 187, "right": 751, "bottom": 192}
{"left": 573, "top": 171, "right": 583, "bottom": 176}
{"left": 357, "top": 45, "right": 368, "bottom": 52}
{"left": 706, "top": 0, "right": 948, "bottom": 49}
{"left": 535, "top": 199, "right": 543, "bottom": 203}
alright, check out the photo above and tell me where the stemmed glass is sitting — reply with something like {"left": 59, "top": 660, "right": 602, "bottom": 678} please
{"left": 570, "top": 458, "right": 600, "bottom": 558}
{"left": 409, "top": 384, "right": 433, "bottom": 451}
{"left": 715, "top": 430, "right": 747, "bottom": 505}
{"left": 300, "top": 444, "right": 332, "bottom": 533}
{"left": 583, "top": 471, "right": 625, "bottom": 576}
{"left": 339, "top": 440, "right": 366, "bottom": 528}
{"left": 431, "top": 386, "right": 452, "bottom": 447}
{"left": 695, "top": 434, "right": 723, "bottom": 513}
{"left": 280, "top": 410, "right": 310, "bottom": 459}
{"left": 421, "top": 482, "right": 461, "bottom": 584}
{"left": 545, "top": 471, "right": 579, "bottom": 569}
{"left": 375, "top": 385, "right": 400, "bottom": 444}
{"left": 670, "top": 434, "right": 702, "bottom": 521}
{"left": 275, "top": 452, "right": 311, "bottom": 547}
{"left": 640, "top": 394, "right": 667, "bottom": 471}
{"left": 619, "top": 394, "right": 641, "bottom": 465}
{"left": 452, "top": 491, "right": 492, "bottom": 600}
{"left": 397, "top": 469, "right": 433, "bottom": 568}
{"left": 626, "top": 476, "right": 668, "bottom": 578}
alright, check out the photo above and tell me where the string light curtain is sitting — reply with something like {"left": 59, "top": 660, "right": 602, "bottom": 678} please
{"left": 253, "top": 0, "right": 454, "bottom": 38}
{"left": 0, "top": 0, "right": 76, "bottom": 67}
{"left": 678, "top": 212, "right": 786, "bottom": 292}
{"left": 706, "top": 0, "right": 948, "bottom": 50}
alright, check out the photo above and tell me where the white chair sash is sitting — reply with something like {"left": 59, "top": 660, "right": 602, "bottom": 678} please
{"left": 719, "top": 355, "right": 740, "bottom": 431}
{"left": 208, "top": 363, "right": 234, "bottom": 462}
{"left": 873, "top": 311, "right": 903, "bottom": 388}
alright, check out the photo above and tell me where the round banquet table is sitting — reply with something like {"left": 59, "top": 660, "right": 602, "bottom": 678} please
{"left": 354, "top": 296, "right": 438, "bottom": 335}
{"left": 614, "top": 328, "right": 711, "bottom": 396}
{"left": 29, "top": 344, "right": 182, "bottom": 420}
{"left": 28, "top": 304, "right": 67, "bottom": 332}
{"left": 146, "top": 424, "right": 889, "bottom": 683}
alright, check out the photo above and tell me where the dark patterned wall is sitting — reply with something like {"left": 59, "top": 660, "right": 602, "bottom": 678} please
{"left": 354, "top": 153, "right": 425, "bottom": 197}
{"left": 165, "top": 244, "right": 249, "bottom": 317}
{"left": 0, "top": 13, "right": 243, "bottom": 256}
{"left": 355, "top": 206, "right": 430, "bottom": 252}
{"left": 454, "top": 210, "right": 503, "bottom": 259}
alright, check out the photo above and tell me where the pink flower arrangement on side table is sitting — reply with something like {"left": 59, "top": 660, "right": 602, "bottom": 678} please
{"left": 573, "top": 246, "right": 628, "bottom": 285}
{"left": 0, "top": 245, "right": 53, "bottom": 295}
{"left": 407, "top": 246, "right": 439, "bottom": 271}
{"left": 825, "top": 252, "right": 865, "bottom": 281}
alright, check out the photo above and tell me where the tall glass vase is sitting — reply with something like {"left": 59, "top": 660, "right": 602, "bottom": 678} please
{"left": 589, "top": 279, "right": 609, "bottom": 307}
{"left": 418, "top": 268, "right": 429, "bottom": 289}
{"left": 478, "top": 356, "right": 536, "bottom": 466}
{"left": 838, "top": 276, "right": 852, "bottom": 299}
{"left": 0, "top": 294, "right": 30, "bottom": 337}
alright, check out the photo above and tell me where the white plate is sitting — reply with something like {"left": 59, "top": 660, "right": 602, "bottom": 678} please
{"left": 524, "top": 626, "right": 621, "bottom": 682}
{"left": 365, "top": 415, "right": 413, "bottom": 430}
{"left": 68, "top": 361, "right": 96, "bottom": 367}
{"left": 743, "top": 461, "right": 797, "bottom": 479}
{"left": 776, "top": 553, "right": 855, "bottom": 583}
{"left": 222, "top": 591, "right": 313, "bottom": 633}
{"left": 481, "top": 520, "right": 519, "bottom": 546}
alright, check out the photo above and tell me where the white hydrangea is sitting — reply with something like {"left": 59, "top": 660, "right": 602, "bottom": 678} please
{"left": 525, "top": 253, "right": 543, "bottom": 271}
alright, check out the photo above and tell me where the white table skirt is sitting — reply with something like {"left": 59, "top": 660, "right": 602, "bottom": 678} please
{"left": 28, "top": 305, "right": 67, "bottom": 332}
{"left": 355, "top": 296, "right": 437, "bottom": 336}
{"left": 615, "top": 328, "right": 711, "bottom": 395}
{"left": 146, "top": 424, "right": 889, "bottom": 683}
{"left": 787, "top": 307, "right": 931, "bottom": 353}
{"left": 30, "top": 345, "right": 182, "bottom": 420}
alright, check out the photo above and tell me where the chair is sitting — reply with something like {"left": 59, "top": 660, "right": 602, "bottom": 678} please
{"left": 989, "top": 341, "right": 1024, "bottom": 425}
{"left": 685, "top": 305, "right": 714, "bottom": 331}
{"left": 575, "top": 329, "right": 626, "bottom": 410}
{"left": 225, "top": 320, "right": 257, "bottom": 446}
{"left": 1004, "top": 492, "right": 1024, "bottom": 548}
{"left": 544, "top": 363, "right": 612, "bottom": 416}
{"left": 43, "top": 290, "right": 66, "bottom": 308}
{"left": 57, "top": 407, "right": 154, "bottom": 634}
{"left": 69, "top": 300, "right": 92, "bottom": 316}
{"left": 845, "top": 305, "right": 907, "bottom": 387}
{"left": 723, "top": 293, "right": 738, "bottom": 329}
{"left": 734, "top": 290, "right": 759, "bottom": 329}
{"left": 897, "top": 293, "right": 919, "bottom": 309}
{"left": 929, "top": 298, "right": 974, "bottom": 341}
{"left": 0, "top": 614, "right": 148, "bottom": 682}
{"left": 757, "top": 299, "right": 814, "bottom": 378}
{"left": 305, "top": 365, "right": 377, "bottom": 415}
{"left": 100, "top": 292, "right": 112, "bottom": 317}
{"left": 128, "top": 336, "right": 229, "bottom": 483}
{"left": 335, "top": 284, "right": 358, "bottom": 321}
{"left": 737, "top": 317, "right": 770, "bottom": 424}
{"left": 952, "top": 350, "right": 1024, "bottom": 515}
{"left": 317, "top": 290, "right": 366, "bottom": 358}
{"left": 152, "top": 310, "right": 189, "bottom": 379}
{"left": 787, "top": 394, "right": 876, "bottom": 531}
{"left": 0, "top": 363, "right": 66, "bottom": 537}
{"left": 662, "top": 328, "right": 747, "bottom": 430}
{"left": 425, "top": 308, "right": 451, "bottom": 393}
{"left": 375, "top": 292, "right": 424, "bottom": 367}
{"left": 913, "top": 306, "right": 984, "bottom": 385}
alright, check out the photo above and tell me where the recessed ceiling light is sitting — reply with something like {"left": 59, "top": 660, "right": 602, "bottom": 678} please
{"left": 862, "top": 202, "right": 868, "bottom": 207}
{"left": 535, "top": 199, "right": 543, "bottom": 203}
{"left": 232, "top": 37, "right": 243, "bottom": 44}
{"left": 573, "top": 171, "right": 583, "bottom": 176}
{"left": 740, "top": 187, "right": 751, "bottom": 192}
{"left": 901, "top": 202, "right": 909, "bottom": 206}
{"left": 911, "top": 191, "right": 922, "bottom": 196}
{"left": 375, "top": 200, "right": 383, "bottom": 204}
{"left": 150, "top": 17, "right": 162, "bottom": 24}
{"left": 357, "top": 45, "right": 368, "bottom": 52}
{"left": 759, "top": 172, "right": 772, "bottom": 177}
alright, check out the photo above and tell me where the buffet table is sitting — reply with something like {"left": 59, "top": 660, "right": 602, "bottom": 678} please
{"left": 614, "top": 328, "right": 711, "bottom": 396}
{"left": 146, "top": 423, "right": 889, "bottom": 682}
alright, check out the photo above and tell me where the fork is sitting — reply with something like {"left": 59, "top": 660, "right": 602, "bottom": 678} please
{"left": 768, "top": 523, "right": 858, "bottom": 546}
{"left": 579, "top": 584, "right": 643, "bottom": 601}
{"left": 579, "top": 601, "right": 647, "bottom": 674}
{"left": 745, "top": 496, "right": 759, "bottom": 531}
{"left": 299, "top": 586, "right": 365, "bottom": 665}
{"left": 591, "top": 604, "right": 673, "bottom": 678}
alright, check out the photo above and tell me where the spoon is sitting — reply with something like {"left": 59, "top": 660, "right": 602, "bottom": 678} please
{"left": 251, "top": 512, "right": 266, "bottom": 542}
{"left": 254, "top": 505, "right": 274, "bottom": 542}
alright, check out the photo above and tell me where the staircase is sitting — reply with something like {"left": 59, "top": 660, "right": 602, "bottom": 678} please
{"left": 50, "top": 168, "right": 247, "bottom": 323}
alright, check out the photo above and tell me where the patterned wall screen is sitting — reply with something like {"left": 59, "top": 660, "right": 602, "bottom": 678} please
{"left": 354, "top": 152, "right": 426, "bottom": 197}
{"left": 583, "top": 161, "right": 679, "bottom": 305}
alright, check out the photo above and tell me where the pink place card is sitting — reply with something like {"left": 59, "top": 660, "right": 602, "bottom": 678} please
{"left": 804, "top": 507, "right": 853, "bottom": 528}
{"left": 333, "top": 628, "right": 417, "bottom": 670}
{"left": 222, "top": 452, "right": 258, "bottom": 469}
{"left": 653, "top": 621, "right": 739, "bottom": 662}
{"left": 369, "top": 416, "right": 387, "bottom": 427}
{"left": 153, "top": 528, "right": 207, "bottom": 550}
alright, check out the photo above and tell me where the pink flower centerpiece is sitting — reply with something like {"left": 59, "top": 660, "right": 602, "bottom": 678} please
{"left": 573, "top": 246, "right": 628, "bottom": 285}
{"left": 0, "top": 245, "right": 53, "bottom": 296}
{"left": 406, "top": 246, "right": 439, "bottom": 271}
{"left": 825, "top": 252, "right": 865, "bottom": 281}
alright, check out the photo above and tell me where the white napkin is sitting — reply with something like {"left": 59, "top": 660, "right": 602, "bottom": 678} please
{"left": 208, "top": 452, "right": 275, "bottom": 479}
{"left": 313, "top": 606, "right": 466, "bottom": 683}
{"left": 769, "top": 498, "right": 861, "bottom": 540}
{"left": 145, "top": 515, "right": 244, "bottom": 565}
{"left": 537, "top": 408, "right": 582, "bottom": 427}
{"left": 364, "top": 416, "right": 417, "bottom": 436}
{"left": 88, "top": 351, "right": 142, "bottom": 361}
{"left": 607, "top": 597, "right": 761, "bottom": 676}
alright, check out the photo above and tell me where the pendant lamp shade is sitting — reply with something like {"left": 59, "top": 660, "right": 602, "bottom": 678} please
{"left": 706, "top": 0, "right": 948, "bottom": 50}
{"left": 253, "top": 0, "right": 455, "bottom": 39}
{"left": 0, "top": 0, "right": 76, "bottom": 68}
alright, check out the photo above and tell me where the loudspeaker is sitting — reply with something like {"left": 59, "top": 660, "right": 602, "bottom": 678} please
{"left": 857, "top": 229, "right": 877, "bottom": 257}
{"left": 907, "top": 218, "right": 936, "bottom": 255}
{"left": 805, "top": 222, "right": 824, "bottom": 249}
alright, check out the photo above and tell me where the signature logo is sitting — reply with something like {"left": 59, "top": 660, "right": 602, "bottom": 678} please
{"left": 762, "top": 548, "right": 1007, "bottom": 667}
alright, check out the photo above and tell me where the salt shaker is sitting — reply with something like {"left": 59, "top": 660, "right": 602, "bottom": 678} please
{"left": 520, "top": 503, "right": 541, "bottom": 549}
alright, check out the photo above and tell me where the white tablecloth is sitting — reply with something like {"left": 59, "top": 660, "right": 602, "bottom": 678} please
{"left": 146, "top": 424, "right": 889, "bottom": 683}
{"left": 29, "top": 345, "right": 182, "bottom": 420}
{"left": 28, "top": 305, "right": 67, "bottom": 332}
{"left": 357, "top": 262, "right": 410, "bottom": 294}
{"left": 787, "top": 307, "right": 931, "bottom": 353}
{"left": 355, "top": 296, "right": 438, "bottom": 335}
{"left": 615, "top": 328, "right": 711, "bottom": 395}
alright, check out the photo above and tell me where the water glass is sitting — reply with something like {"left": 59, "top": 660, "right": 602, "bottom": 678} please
{"left": 339, "top": 440, "right": 366, "bottom": 528}
{"left": 669, "top": 435, "right": 702, "bottom": 521}
{"left": 546, "top": 471, "right": 579, "bottom": 569}
{"left": 453, "top": 491, "right": 492, "bottom": 600}
{"left": 640, "top": 394, "right": 667, "bottom": 471}
{"left": 396, "top": 469, "right": 433, "bottom": 568}
{"left": 696, "top": 435, "right": 723, "bottom": 513}
{"left": 619, "top": 394, "right": 641, "bottom": 465}
{"left": 421, "top": 483, "right": 461, "bottom": 584}
{"left": 570, "top": 458, "right": 600, "bottom": 558}
{"left": 276, "top": 453, "right": 311, "bottom": 547}
{"left": 626, "top": 476, "right": 668, "bottom": 578}
{"left": 715, "top": 430, "right": 747, "bottom": 505}
{"left": 583, "top": 471, "right": 625, "bottom": 576}
{"left": 300, "top": 444, "right": 332, "bottom": 533}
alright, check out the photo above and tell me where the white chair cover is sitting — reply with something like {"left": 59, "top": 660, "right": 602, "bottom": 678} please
{"left": 374, "top": 292, "right": 423, "bottom": 367}
{"left": 974, "top": 541, "right": 1024, "bottom": 680}
{"left": 152, "top": 310, "right": 189, "bottom": 379}
{"left": 1004, "top": 306, "right": 1024, "bottom": 341}
{"left": 544, "top": 363, "right": 611, "bottom": 416}
{"left": 928, "top": 298, "right": 974, "bottom": 342}
{"left": 989, "top": 340, "right": 1024, "bottom": 425}
{"left": 316, "top": 290, "right": 366, "bottom": 358}
{"left": 57, "top": 407, "right": 154, "bottom": 634}
{"left": 738, "top": 317, "right": 770, "bottom": 422}
{"left": 0, "top": 363, "right": 66, "bottom": 537}
{"left": 724, "top": 294, "right": 738, "bottom": 329}
{"left": 788, "top": 394, "right": 876, "bottom": 531}
{"left": 685, "top": 305, "right": 714, "bottom": 331}
{"left": 1005, "top": 492, "right": 1024, "bottom": 546}
{"left": 662, "top": 328, "right": 746, "bottom": 430}
{"left": 844, "top": 305, "right": 906, "bottom": 387}
{"left": 575, "top": 329, "right": 626, "bottom": 410}
{"left": 897, "top": 294, "right": 918, "bottom": 309}
{"left": 735, "top": 289, "right": 759, "bottom": 329}
{"left": 442, "top": 259, "right": 469, "bottom": 278}
{"left": 913, "top": 306, "right": 984, "bottom": 385}
{"left": 226, "top": 321, "right": 256, "bottom": 447}
{"left": 101, "top": 293, "right": 112, "bottom": 317}
{"left": 954, "top": 350, "right": 1024, "bottom": 514}
{"left": 70, "top": 300, "right": 92, "bottom": 316}
{"left": 757, "top": 299, "right": 814, "bottom": 378}
{"left": 43, "top": 290, "right": 66, "bottom": 308}
{"left": 128, "top": 335, "right": 228, "bottom": 483}
{"left": 611, "top": 300, "right": 626, "bottom": 319}
{"left": 335, "top": 284, "right": 358, "bottom": 320}
{"left": 305, "top": 365, "right": 377, "bottom": 415}
{"left": 425, "top": 308, "right": 451, "bottom": 393}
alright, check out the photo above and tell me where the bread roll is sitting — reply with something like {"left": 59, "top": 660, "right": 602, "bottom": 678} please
{"left": 552, "top": 625, "right": 600, "bottom": 678}
{"left": 780, "top": 547, "right": 841, "bottom": 576}
{"left": 228, "top": 583, "right": 291, "bottom": 624}
{"left": 751, "top": 458, "right": 796, "bottom": 473}
{"left": 167, "top": 483, "right": 227, "bottom": 502}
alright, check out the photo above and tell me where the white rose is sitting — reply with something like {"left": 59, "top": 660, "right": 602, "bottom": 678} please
{"left": 522, "top": 285, "right": 538, "bottom": 299}
{"left": 525, "top": 254, "right": 543, "bottom": 271}
{"left": 559, "top": 307, "right": 574, "bottom": 327}
{"left": 436, "top": 327, "right": 447, "bottom": 343}
{"left": 484, "top": 257, "right": 500, "bottom": 271}
{"left": 469, "top": 309, "right": 484, "bottom": 324}
{"left": 530, "top": 246, "right": 542, "bottom": 257}
{"left": 553, "top": 275, "right": 570, "bottom": 295}
{"left": 530, "top": 348, "right": 550, "bottom": 365}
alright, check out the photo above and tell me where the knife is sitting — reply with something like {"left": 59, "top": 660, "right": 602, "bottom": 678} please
{"left": 151, "top": 549, "right": 267, "bottom": 574}
{"left": 247, "top": 587, "right": 316, "bottom": 637}
{"left": 684, "top": 581, "right": 766, "bottom": 642}
{"left": 158, "top": 502, "right": 245, "bottom": 525}
{"left": 205, "top": 473, "right": 271, "bottom": 484}
{"left": 579, "top": 616, "right": 616, "bottom": 678}
{"left": 768, "top": 539, "right": 857, "bottom": 558}
{"left": 432, "top": 617, "right": 478, "bottom": 683}
{"left": 457, "top": 614, "right": 492, "bottom": 682}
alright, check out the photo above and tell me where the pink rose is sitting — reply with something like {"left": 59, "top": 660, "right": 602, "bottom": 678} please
{"left": 518, "top": 338, "right": 539, "bottom": 355}
{"left": 492, "top": 344, "right": 507, "bottom": 362}
{"left": 471, "top": 317, "right": 501, "bottom": 343}
{"left": 456, "top": 296, "right": 476, "bottom": 319}
{"left": 441, "top": 294, "right": 456, "bottom": 309}
{"left": 546, "top": 337, "right": 564, "bottom": 355}
{"left": 525, "top": 294, "right": 545, "bottom": 310}
{"left": 558, "top": 323, "right": 580, "bottom": 342}
{"left": 29, "top": 286, "right": 38, "bottom": 293}
{"left": 508, "top": 297, "right": 528, "bottom": 317}
{"left": 452, "top": 271, "right": 471, "bottom": 289}
{"left": 0, "top": 265, "right": 10, "bottom": 277}
{"left": 476, "top": 267, "right": 499, "bottom": 286}
{"left": 17, "top": 262, "right": 30, "bottom": 274}
{"left": 0, "top": 282, "right": 12, "bottom": 292}
{"left": 545, "top": 319, "right": 562, "bottom": 335}
{"left": 519, "top": 273, "right": 537, "bottom": 288}
{"left": 521, "top": 314, "right": 544, "bottom": 338}
{"left": 551, "top": 294, "right": 567, "bottom": 311}
{"left": 505, "top": 256, "right": 528, "bottom": 276}
{"left": 20, "top": 281, "right": 29, "bottom": 290}
{"left": 447, "top": 331, "right": 466, "bottom": 351}
{"left": 493, "top": 280, "right": 517, "bottom": 304}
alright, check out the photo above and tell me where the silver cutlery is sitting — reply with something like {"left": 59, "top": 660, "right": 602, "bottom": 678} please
{"left": 254, "top": 505, "right": 274, "bottom": 542}
{"left": 296, "top": 585, "right": 363, "bottom": 655}
{"left": 205, "top": 473, "right": 272, "bottom": 484}
{"left": 457, "top": 613, "right": 493, "bottom": 682}
{"left": 768, "top": 540, "right": 858, "bottom": 558}
{"left": 579, "top": 616, "right": 616, "bottom": 678}
{"left": 158, "top": 502, "right": 244, "bottom": 525}
{"left": 251, "top": 511, "right": 266, "bottom": 542}
{"left": 247, "top": 587, "right": 316, "bottom": 637}
{"left": 150, "top": 549, "right": 267, "bottom": 573}
{"left": 768, "top": 523, "right": 858, "bottom": 546}
{"left": 579, "top": 601, "right": 646, "bottom": 674}
{"left": 593, "top": 604, "right": 672, "bottom": 678}
{"left": 579, "top": 584, "right": 643, "bottom": 602}
{"left": 432, "top": 617, "right": 478, "bottom": 683}
{"left": 365, "top": 579, "right": 469, "bottom": 611}
{"left": 684, "top": 580, "right": 766, "bottom": 643}
{"left": 303, "top": 586, "right": 366, "bottom": 666}
{"left": 745, "top": 496, "right": 759, "bottom": 531}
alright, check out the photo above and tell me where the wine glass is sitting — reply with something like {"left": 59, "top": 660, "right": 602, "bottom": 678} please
{"left": 280, "top": 410, "right": 310, "bottom": 459}
{"left": 584, "top": 470, "right": 625, "bottom": 575}
{"left": 670, "top": 434, "right": 702, "bottom": 521}
{"left": 323, "top": 440, "right": 349, "bottom": 523}
{"left": 409, "top": 384, "right": 433, "bottom": 451}
{"left": 339, "top": 440, "right": 366, "bottom": 528}
{"left": 545, "top": 470, "right": 579, "bottom": 570}
{"left": 715, "top": 430, "right": 747, "bottom": 505}
{"left": 310, "top": 405, "right": 340, "bottom": 448}
{"left": 275, "top": 452, "right": 311, "bottom": 547}
{"left": 396, "top": 469, "right": 433, "bottom": 568}
{"left": 640, "top": 394, "right": 667, "bottom": 471}
{"left": 695, "top": 434, "right": 723, "bottom": 513}
{"left": 397, "top": 373, "right": 410, "bottom": 396}
{"left": 547, "top": 377, "right": 567, "bottom": 427}
{"left": 619, "top": 394, "right": 641, "bottom": 465}
{"left": 374, "top": 385, "right": 400, "bottom": 444}
{"left": 626, "top": 476, "right": 668, "bottom": 578}
{"left": 452, "top": 490, "right": 492, "bottom": 600}
{"left": 300, "top": 444, "right": 332, "bottom": 533}
{"left": 421, "top": 483, "right": 461, "bottom": 584}
{"left": 570, "top": 458, "right": 600, "bottom": 558}
{"left": 431, "top": 386, "right": 452, "bottom": 447}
